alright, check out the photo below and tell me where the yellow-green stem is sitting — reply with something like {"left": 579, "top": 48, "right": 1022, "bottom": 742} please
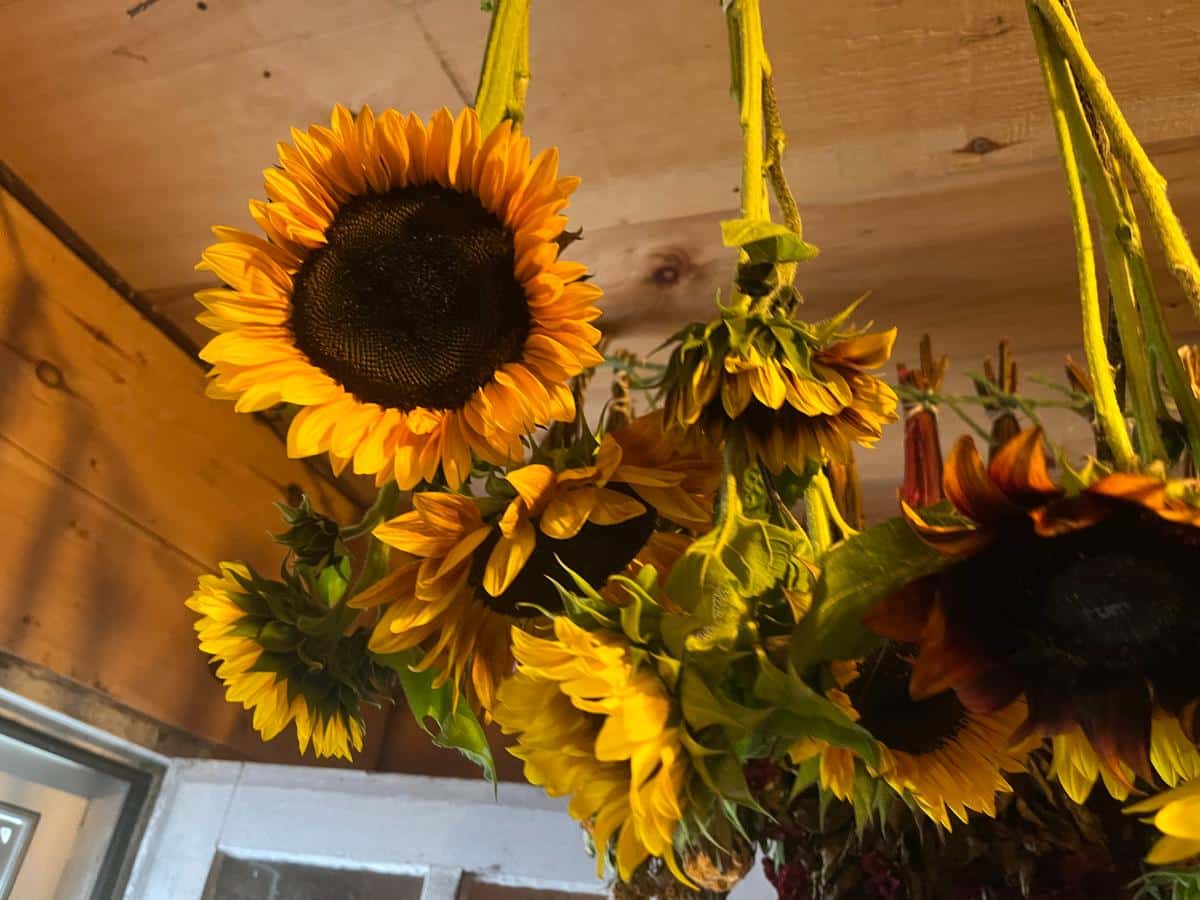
{"left": 1028, "top": 4, "right": 1137, "bottom": 471}
{"left": 1039, "top": 30, "right": 1165, "bottom": 464}
{"left": 1120, "top": 206, "right": 1200, "bottom": 469}
{"left": 1032, "top": 0, "right": 1200, "bottom": 323}
{"left": 475, "top": 0, "right": 532, "bottom": 135}
{"left": 727, "top": 0, "right": 770, "bottom": 224}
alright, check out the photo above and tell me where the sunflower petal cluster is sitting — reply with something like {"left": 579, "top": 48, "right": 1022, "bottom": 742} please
{"left": 867, "top": 428, "right": 1200, "bottom": 799}
{"left": 661, "top": 303, "right": 898, "bottom": 473}
{"left": 186, "top": 562, "right": 376, "bottom": 760}
{"left": 352, "top": 411, "right": 719, "bottom": 712}
{"left": 197, "top": 105, "right": 603, "bottom": 490}
{"left": 788, "top": 653, "right": 1032, "bottom": 830}
{"left": 494, "top": 616, "right": 691, "bottom": 884}
{"left": 1126, "top": 778, "right": 1200, "bottom": 864}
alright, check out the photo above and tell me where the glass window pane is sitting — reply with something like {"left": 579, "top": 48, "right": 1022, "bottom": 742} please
{"left": 203, "top": 854, "right": 425, "bottom": 900}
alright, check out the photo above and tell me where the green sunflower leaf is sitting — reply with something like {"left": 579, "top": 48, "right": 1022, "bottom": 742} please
{"left": 667, "top": 475, "right": 802, "bottom": 652}
{"left": 720, "top": 218, "right": 820, "bottom": 265}
{"left": 790, "top": 517, "right": 951, "bottom": 671}
{"left": 374, "top": 650, "right": 496, "bottom": 786}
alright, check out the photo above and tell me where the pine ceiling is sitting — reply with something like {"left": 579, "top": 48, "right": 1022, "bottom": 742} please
{"left": 4, "top": 0, "right": 1200, "bottom": 510}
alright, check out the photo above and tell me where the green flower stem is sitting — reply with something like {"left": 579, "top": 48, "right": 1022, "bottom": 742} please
{"left": 1123, "top": 215, "right": 1200, "bottom": 469}
{"left": 764, "top": 75, "right": 800, "bottom": 239}
{"left": 1031, "top": 0, "right": 1200, "bottom": 324}
{"left": 1035, "top": 22, "right": 1166, "bottom": 464}
{"left": 727, "top": 0, "right": 769, "bottom": 225}
{"left": 1028, "top": 4, "right": 1137, "bottom": 471}
{"left": 341, "top": 480, "right": 401, "bottom": 541}
{"left": 475, "top": 0, "right": 532, "bottom": 135}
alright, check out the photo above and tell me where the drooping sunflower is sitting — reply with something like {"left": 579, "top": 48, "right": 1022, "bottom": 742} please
{"left": 197, "top": 105, "right": 603, "bottom": 489}
{"left": 788, "top": 650, "right": 1031, "bottom": 829}
{"left": 493, "top": 616, "right": 691, "bottom": 884}
{"left": 186, "top": 563, "right": 370, "bottom": 760}
{"left": 1126, "top": 778, "right": 1200, "bottom": 865}
{"left": 351, "top": 412, "right": 718, "bottom": 711}
{"left": 661, "top": 305, "right": 899, "bottom": 474}
{"left": 866, "top": 428, "right": 1200, "bottom": 790}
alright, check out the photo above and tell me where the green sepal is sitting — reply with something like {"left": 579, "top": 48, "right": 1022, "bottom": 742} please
{"left": 790, "top": 517, "right": 951, "bottom": 671}
{"left": 679, "top": 668, "right": 768, "bottom": 738}
{"left": 373, "top": 650, "right": 497, "bottom": 786}
{"left": 610, "top": 574, "right": 661, "bottom": 645}
{"left": 680, "top": 731, "right": 762, "bottom": 814}
{"left": 314, "top": 557, "right": 352, "bottom": 608}
{"left": 549, "top": 572, "right": 618, "bottom": 631}
{"left": 257, "top": 620, "right": 302, "bottom": 653}
{"left": 787, "top": 754, "right": 822, "bottom": 801}
{"left": 248, "top": 651, "right": 297, "bottom": 677}
{"left": 228, "top": 589, "right": 272, "bottom": 620}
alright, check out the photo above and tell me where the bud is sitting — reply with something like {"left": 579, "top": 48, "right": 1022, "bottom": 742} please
{"left": 974, "top": 339, "right": 1020, "bottom": 458}
{"left": 898, "top": 334, "right": 947, "bottom": 508}
{"left": 273, "top": 495, "right": 345, "bottom": 568}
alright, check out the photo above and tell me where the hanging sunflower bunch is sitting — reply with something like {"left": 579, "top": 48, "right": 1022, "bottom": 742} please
{"left": 181, "top": 0, "right": 1200, "bottom": 894}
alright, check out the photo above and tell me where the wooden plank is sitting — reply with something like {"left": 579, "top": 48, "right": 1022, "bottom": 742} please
{"left": 0, "top": 0, "right": 464, "bottom": 291}
{"left": 5, "top": 0, "right": 1200, "bottom": 303}
{"left": 0, "top": 187, "right": 389, "bottom": 766}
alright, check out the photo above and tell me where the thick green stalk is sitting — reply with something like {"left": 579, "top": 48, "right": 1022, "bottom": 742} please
{"left": 1119, "top": 198, "right": 1200, "bottom": 469}
{"left": 1038, "top": 32, "right": 1165, "bottom": 463}
{"left": 1027, "top": 4, "right": 1136, "bottom": 471}
{"left": 1032, "top": 0, "right": 1200, "bottom": 323}
{"left": 726, "top": 0, "right": 769, "bottom": 224}
{"left": 474, "top": 0, "right": 532, "bottom": 134}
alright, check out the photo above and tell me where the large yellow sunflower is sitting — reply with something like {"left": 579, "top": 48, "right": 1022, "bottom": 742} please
{"left": 788, "top": 651, "right": 1031, "bottom": 829}
{"left": 493, "top": 616, "right": 691, "bottom": 884}
{"left": 1126, "top": 777, "right": 1200, "bottom": 865}
{"left": 351, "top": 413, "right": 717, "bottom": 711}
{"left": 197, "top": 105, "right": 603, "bottom": 489}
{"left": 186, "top": 563, "right": 367, "bottom": 760}
{"left": 867, "top": 428, "right": 1200, "bottom": 788}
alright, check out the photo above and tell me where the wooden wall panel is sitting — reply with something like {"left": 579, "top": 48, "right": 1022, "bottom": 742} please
{"left": 0, "top": 187, "right": 387, "bottom": 766}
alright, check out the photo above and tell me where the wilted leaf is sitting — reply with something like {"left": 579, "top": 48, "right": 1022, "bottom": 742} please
{"left": 720, "top": 218, "right": 820, "bottom": 264}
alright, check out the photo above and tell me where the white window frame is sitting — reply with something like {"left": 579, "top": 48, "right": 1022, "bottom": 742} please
{"left": 126, "top": 760, "right": 773, "bottom": 900}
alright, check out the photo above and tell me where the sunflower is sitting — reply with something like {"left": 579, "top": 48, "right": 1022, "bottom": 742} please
{"left": 197, "top": 105, "right": 602, "bottom": 489}
{"left": 493, "top": 616, "right": 691, "bottom": 884}
{"left": 1126, "top": 778, "right": 1200, "bottom": 865}
{"left": 662, "top": 306, "right": 898, "bottom": 474}
{"left": 788, "top": 650, "right": 1031, "bottom": 829}
{"left": 352, "top": 413, "right": 718, "bottom": 711}
{"left": 186, "top": 563, "right": 369, "bottom": 760}
{"left": 866, "top": 428, "right": 1200, "bottom": 790}
{"left": 1051, "top": 711, "right": 1200, "bottom": 805}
